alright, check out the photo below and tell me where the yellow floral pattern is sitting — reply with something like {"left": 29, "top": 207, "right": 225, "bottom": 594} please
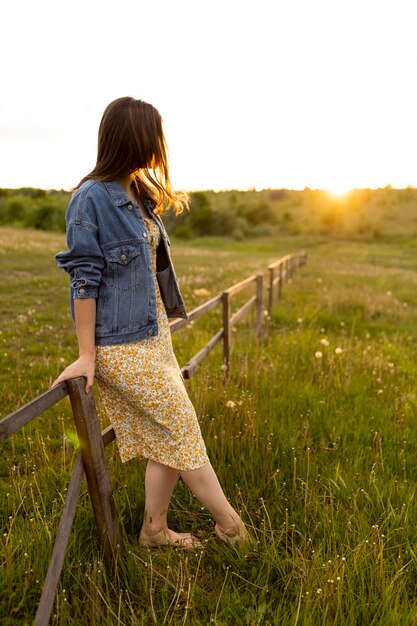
{"left": 95, "top": 217, "right": 209, "bottom": 471}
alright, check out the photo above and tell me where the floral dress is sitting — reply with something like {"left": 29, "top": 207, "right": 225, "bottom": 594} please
{"left": 95, "top": 216, "right": 209, "bottom": 471}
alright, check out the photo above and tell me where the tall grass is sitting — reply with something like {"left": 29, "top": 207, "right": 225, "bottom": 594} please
{"left": 1, "top": 227, "right": 417, "bottom": 624}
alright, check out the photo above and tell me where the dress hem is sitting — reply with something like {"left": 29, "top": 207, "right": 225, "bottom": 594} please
{"left": 119, "top": 450, "right": 210, "bottom": 472}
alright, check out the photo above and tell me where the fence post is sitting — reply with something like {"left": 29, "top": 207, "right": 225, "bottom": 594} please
{"left": 67, "top": 378, "right": 122, "bottom": 563}
{"left": 34, "top": 452, "right": 84, "bottom": 626}
{"left": 256, "top": 274, "right": 263, "bottom": 337}
{"left": 278, "top": 262, "right": 283, "bottom": 300}
{"left": 267, "top": 267, "right": 274, "bottom": 318}
{"left": 222, "top": 291, "right": 231, "bottom": 382}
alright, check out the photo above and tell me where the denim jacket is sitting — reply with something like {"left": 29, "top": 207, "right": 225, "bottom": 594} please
{"left": 55, "top": 179, "right": 188, "bottom": 345}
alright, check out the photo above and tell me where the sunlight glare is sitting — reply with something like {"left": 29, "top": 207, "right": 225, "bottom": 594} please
{"left": 325, "top": 183, "right": 353, "bottom": 199}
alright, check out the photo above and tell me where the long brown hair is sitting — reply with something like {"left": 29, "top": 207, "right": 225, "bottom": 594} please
{"left": 76, "top": 97, "right": 188, "bottom": 214}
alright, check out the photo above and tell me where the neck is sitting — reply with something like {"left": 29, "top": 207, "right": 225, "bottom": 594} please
{"left": 118, "top": 175, "right": 133, "bottom": 194}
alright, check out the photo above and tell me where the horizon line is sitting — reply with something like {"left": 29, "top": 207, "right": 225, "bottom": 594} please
{"left": 0, "top": 183, "right": 416, "bottom": 194}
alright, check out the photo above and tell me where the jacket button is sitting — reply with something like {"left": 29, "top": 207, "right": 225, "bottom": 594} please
{"left": 79, "top": 288, "right": 85, "bottom": 294}
{"left": 127, "top": 204, "right": 133, "bottom": 210}
{"left": 148, "top": 265, "right": 152, "bottom": 271}
{"left": 120, "top": 254, "right": 127, "bottom": 261}
{"left": 143, "top": 232, "right": 147, "bottom": 237}
{"left": 149, "top": 300, "right": 154, "bottom": 305}
{"left": 147, "top": 328, "right": 153, "bottom": 336}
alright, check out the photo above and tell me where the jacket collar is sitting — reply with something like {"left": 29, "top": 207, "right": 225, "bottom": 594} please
{"left": 103, "top": 180, "right": 156, "bottom": 214}
{"left": 103, "top": 180, "right": 132, "bottom": 207}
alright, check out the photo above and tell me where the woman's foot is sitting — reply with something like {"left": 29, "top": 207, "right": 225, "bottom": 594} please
{"left": 214, "top": 520, "right": 249, "bottom": 545}
{"left": 139, "top": 527, "right": 203, "bottom": 550}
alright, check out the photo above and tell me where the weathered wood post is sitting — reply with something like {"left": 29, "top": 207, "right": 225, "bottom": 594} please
{"left": 267, "top": 266, "right": 274, "bottom": 318}
{"left": 34, "top": 452, "right": 84, "bottom": 626}
{"left": 67, "top": 377, "right": 122, "bottom": 562}
{"left": 278, "top": 262, "right": 283, "bottom": 300}
{"left": 222, "top": 290, "right": 231, "bottom": 382}
{"left": 256, "top": 273, "right": 263, "bottom": 337}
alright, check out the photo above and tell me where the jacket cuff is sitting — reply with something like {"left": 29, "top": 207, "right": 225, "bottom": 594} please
{"left": 73, "top": 286, "right": 99, "bottom": 299}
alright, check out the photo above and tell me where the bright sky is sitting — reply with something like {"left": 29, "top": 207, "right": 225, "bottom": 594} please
{"left": 1, "top": 0, "right": 416, "bottom": 192}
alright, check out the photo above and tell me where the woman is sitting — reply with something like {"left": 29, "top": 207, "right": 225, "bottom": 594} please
{"left": 53, "top": 96, "right": 247, "bottom": 549}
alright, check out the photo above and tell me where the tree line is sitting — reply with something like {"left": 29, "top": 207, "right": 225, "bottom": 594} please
{"left": 0, "top": 186, "right": 415, "bottom": 239}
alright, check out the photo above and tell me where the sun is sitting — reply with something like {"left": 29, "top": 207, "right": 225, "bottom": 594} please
{"left": 325, "top": 183, "right": 353, "bottom": 199}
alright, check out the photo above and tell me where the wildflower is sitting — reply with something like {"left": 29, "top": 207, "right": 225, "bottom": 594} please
{"left": 226, "top": 400, "right": 236, "bottom": 408}
{"left": 315, "top": 351, "right": 323, "bottom": 359}
{"left": 377, "top": 389, "right": 384, "bottom": 395}
{"left": 335, "top": 347, "right": 343, "bottom": 354}
{"left": 220, "top": 364, "right": 227, "bottom": 371}
{"left": 340, "top": 321, "right": 345, "bottom": 326}
{"left": 297, "top": 317, "right": 303, "bottom": 324}
{"left": 320, "top": 338, "right": 329, "bottom": 347}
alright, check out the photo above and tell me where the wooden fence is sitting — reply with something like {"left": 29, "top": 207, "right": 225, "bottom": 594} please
{"left": 0, "top": 249, "right": 307, "bottom": 626}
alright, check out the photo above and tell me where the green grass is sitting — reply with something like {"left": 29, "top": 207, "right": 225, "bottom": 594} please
{"left": 1, "top": 227, "right": 417, "bottom": 624}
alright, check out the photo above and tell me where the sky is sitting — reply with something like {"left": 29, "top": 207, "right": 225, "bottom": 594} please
{"left": 1, "top": 0, "right": 417, "bottom": 193}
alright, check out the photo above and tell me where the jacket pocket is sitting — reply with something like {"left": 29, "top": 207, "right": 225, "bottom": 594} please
{"left": 104, "top": 242, "right": 144, "bottom": 292}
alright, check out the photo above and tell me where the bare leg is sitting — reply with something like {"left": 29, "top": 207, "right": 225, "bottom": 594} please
{"left": 139, "top": 459, "right": 202, "bottom": 548}
{"left": 180, "top": 462, "right": 247, "bottom": 543}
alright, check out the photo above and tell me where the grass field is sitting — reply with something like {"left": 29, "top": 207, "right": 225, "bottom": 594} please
{"left": 1, "top": 227, "right": 417, "bottom": 625}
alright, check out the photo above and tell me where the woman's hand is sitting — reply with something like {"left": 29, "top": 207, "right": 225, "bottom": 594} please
{"left": 52, "top": 353, "right": 96, "bottom": 394}
{"left": 52, "top": 299, "right": 97, "bottom": 394}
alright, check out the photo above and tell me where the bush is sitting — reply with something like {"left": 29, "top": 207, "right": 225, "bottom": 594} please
{"left": 174, "top": 224, "right": 195, "bottom": 239}
{"left": 237, "top": 200, "right": 278, "bottom": 226}
{"left": 0, "top": 190, "right": 68, "bottom": 231}
{"left": 23, "top": 196, "right": 66, "bottom": 231}
{"left": 0, "top": 196, "right": 28, "bottom": 225}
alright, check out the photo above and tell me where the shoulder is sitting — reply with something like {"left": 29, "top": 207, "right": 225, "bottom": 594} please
{"left": 73, "top": 179, "right": 108, "bottom": 204}
{"left": 66, "top": 180, "right": 109, "bottom": 226}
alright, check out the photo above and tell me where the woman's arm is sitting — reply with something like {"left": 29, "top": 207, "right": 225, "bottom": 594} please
{"left": 52, "top": 298, "right": 97, "bottom": 393}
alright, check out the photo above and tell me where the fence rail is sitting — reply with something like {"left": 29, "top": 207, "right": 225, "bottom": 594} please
{"left": 0, "top": 248, "right": 307, "bottom": 626}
